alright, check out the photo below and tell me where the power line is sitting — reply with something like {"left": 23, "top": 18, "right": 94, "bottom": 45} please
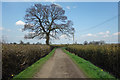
{"left": 79, "top": 15, "right": 117, "bottom": 33}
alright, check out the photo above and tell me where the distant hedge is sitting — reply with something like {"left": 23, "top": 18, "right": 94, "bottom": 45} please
{"left": 2, "top": 44, "right": 52, "bottom": 80}
{"left": 66, "top": 44, "right": 120, "bottom": 79}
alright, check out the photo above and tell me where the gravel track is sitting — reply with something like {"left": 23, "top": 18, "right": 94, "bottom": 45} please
{"left": 33, "top": 48, "right": 87, "bottom": 78}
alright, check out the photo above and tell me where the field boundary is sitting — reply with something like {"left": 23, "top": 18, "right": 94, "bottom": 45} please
{"left": 62, "top": 48, "right": 116, "bottom": 79}
{"left": 13, "top": 48, "right": 56, "bottom": 79}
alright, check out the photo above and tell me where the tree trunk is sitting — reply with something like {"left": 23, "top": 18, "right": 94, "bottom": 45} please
{"left": 46, "top": 33, "right": 49, "bottom": 45}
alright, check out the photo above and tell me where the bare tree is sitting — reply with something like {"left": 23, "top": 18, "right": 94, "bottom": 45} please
{"left": 23, "top": 3, "right": 75, "bottom": 45}
{"left": 19, "top": 40, "right": 24, "bottom": 44}
{"left": 84, "top": 41, "right": 88, "bottom": 45}
{"left": 2, "top": 35, "right": 7, "bottom": 44}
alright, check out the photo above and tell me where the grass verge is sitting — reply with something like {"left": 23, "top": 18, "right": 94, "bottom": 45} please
{"left": 13, "top": 48, "right": 56, "bottom": 79}
{"left": 63, "top": 48, "right": 116, "bottom": 79}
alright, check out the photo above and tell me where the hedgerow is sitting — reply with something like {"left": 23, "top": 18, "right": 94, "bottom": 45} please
{"left": 66, "top": 44, "right": 120, "bottom": 78}
{"left": 2, "top": 44, "right": 52, "bottom": 80}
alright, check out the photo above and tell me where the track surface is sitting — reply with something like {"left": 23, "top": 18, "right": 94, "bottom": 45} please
{"left": 34, "top": 48, "right": 87, "bottom": 78}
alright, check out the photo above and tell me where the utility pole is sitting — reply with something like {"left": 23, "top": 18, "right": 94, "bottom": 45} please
{"left": 73, "top": 32, "right": 74, "bottom": 44}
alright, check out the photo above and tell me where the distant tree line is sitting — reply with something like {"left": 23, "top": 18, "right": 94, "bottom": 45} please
{"left": 83, "top": 40, "right": 105, "bottom": 45}
{"left": 2, "top": 40, "right": 42, "bottom": 45}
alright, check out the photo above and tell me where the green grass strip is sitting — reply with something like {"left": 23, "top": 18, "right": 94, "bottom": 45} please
{"left": 13, "top": 48, "right": 56, "bottom": 79}
{"left": 63, "top": 48, "right": 117, "bottom": 79}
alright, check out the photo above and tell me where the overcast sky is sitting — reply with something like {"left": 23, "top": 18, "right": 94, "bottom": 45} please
{"left": 1, "top": 2, "right": 119, "bottom": 44}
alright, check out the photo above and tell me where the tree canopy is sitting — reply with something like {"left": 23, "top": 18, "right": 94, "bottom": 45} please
{"left": 23, "top": 3, "right": 75, "bottom": 45}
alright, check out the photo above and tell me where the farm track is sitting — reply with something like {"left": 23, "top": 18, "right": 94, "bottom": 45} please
{"left": 33, "top": 48, "right": 87, "bottom": 78}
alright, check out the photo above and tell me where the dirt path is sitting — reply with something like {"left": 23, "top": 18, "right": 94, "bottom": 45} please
{"left": 33, "top": 48, "right": 87, "bottom": 78}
